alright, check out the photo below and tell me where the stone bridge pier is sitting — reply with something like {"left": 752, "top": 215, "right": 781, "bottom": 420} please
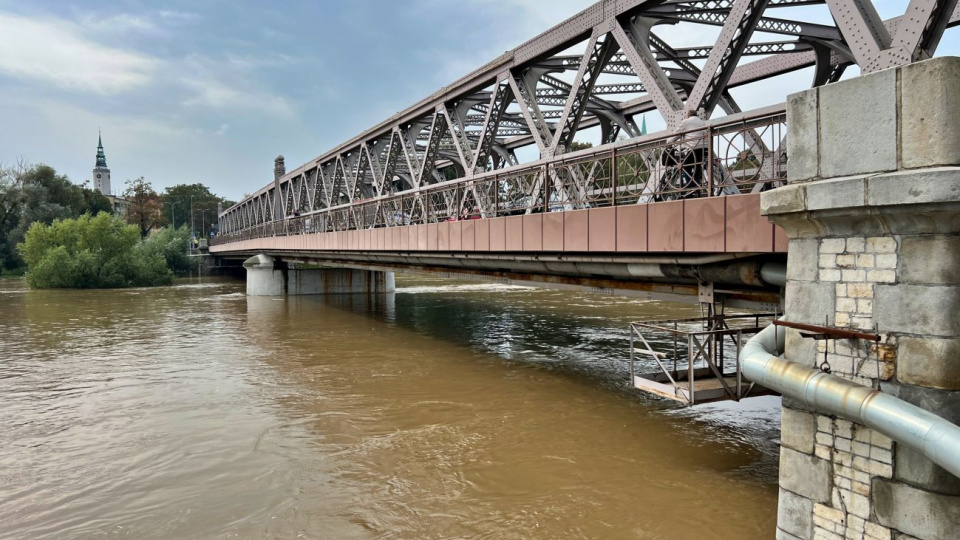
{"left": 243, "top": 254, "right": 395, "bottom": 296}
{"left": 763, "top": 57, "right": 960, "bottom": 539}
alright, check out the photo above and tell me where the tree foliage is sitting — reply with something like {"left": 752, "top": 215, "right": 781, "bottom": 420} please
{"left": 161, "top": 183, "right": 229, "bottom": 238}
{"left": 18, "top": 213, "right": 173, "bottom": 289}
{"left": 0, "top": 163, "right": 114, "bottom": 272}
{"left": 124, "top": 177, "right": 164, "bottom": 238}
{"left": 140, "top": 225, "right": 199, "bottom": 277}
{"left": 569, "top": 141, "right": 594, "bottom": 152}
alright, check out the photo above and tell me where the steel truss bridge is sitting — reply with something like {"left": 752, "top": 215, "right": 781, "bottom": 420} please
{"left": 213, "top": 0, "right": 959, "bottom": 307}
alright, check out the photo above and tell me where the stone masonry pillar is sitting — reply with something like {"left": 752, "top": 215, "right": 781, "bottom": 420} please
{"left": 243, "top": 254, "right": 396, "bottom": 296}
{"left": 762, "top": 56, "right": 960, "bottom": 540}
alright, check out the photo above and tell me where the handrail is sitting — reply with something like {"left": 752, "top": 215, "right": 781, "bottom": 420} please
{"left": 214, "top": 107, "right": 787, "bottom": 244}
{"left": 220, "top": 104, "right": 787, "bottom": 217}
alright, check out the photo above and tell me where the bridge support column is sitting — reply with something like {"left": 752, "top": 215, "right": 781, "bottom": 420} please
{"left": 243, "top": 254, "right": 395, "bottom": 296}
{"left": 762, "top": 57, "right": 960, "bottom": 540}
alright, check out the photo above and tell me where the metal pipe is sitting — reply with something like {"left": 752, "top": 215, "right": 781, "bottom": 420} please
{"left": 759, "top": 261, "right": 787, "bottom": 287}
{"left": 741, "top": 323, "right": 960, "bottom": 479}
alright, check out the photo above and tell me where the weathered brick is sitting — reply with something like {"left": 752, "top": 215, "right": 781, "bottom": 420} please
{"left": 875, "top": 285, "right": 960, "bottom": 337}
{"left": 866, "top": 269, "right": 896, "bottom": 283}
{"left": 779, "top": 488, "right": 815, "bottom": 539}
{"left": 847, "top": 284, "right": 873, "bottom": 298}
{"left": 819, "top": 67, "right": 897, "bottom": 177}
{"left": 846, "top": 237, "right": 865, "bottom": 253}
{"left": 847, "top": 491, "right": 871, "bottom": 519}
{"left": 822, "top": 238, "right": 846, "bottom": 254}
{"left": 836, "top": 298, "right": 856, "bottom": 312}
{"left": 836, "top": 254, "right": 856, "bottom": 268}
{"left": 781, "top": 447, "right": 833, "bottom": 503}
{"left": 842, "top": 269, "right": 866, "bottom": 282}
{"left": 875, "top": 254, "right": 897, "bottom": 269}
{"left": 782, "top": 407, "right": 817, "bottom": 454}
{"left": 820, "top": 269, "right": 842, "bottom": 282}
{"left": 866, "top": 237, "right": 897, "bottom": 253}
{"left": 787, "top": 88, "right": 820, "bottom": 181}
{"left": 901, "top": 57, "right": 960, "bottom": 169}
{"left": 816, "top": 432, "right": 834, "bottom": 446}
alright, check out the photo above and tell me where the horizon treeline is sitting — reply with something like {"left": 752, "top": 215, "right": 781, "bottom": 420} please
{"left": 0, "top": 162, "right": 233, "bottom": 277}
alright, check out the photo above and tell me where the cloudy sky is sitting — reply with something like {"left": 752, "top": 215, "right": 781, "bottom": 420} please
{"left": 0, "top": 1, "right": 956, "bottom": 202}
{"left": 0, "top": 0, "right": 592, "bottom": 200}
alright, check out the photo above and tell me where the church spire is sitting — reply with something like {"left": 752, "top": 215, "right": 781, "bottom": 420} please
{"left": 96, "top": 131, "right": 107, "bottom": 168}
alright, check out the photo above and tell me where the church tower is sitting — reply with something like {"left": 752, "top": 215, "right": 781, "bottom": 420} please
{"left": 92, "top": 133, "right": 111, "bottom": 196}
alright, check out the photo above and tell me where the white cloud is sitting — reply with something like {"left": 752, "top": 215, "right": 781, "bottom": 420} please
{"left": 155, "top": 10, "right": 201, "bottom": 24}
{"left": 78, "top": 13, "right": 159, "bottom": 35}
{"left": 179, "top": 76, "right": 292, "bottom": 117}
{"left": 177, "top": 55, "right": 295, "bottom": 117}
{"left": 0, "top": 10, "right": 295, "bottom": 116}
{"left": 0, "top": 13, "right": 158, "bottom": 94}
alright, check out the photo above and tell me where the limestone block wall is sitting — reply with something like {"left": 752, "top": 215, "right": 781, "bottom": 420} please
{"left": 763, "top": 57, "right": 960, "bottom": 540}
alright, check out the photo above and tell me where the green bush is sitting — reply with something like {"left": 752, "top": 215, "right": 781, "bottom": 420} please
{"left": 18, "top": 213, "right": 174, "bottom": 289}
{"left": 140, "top": 225, "right": 199, "bottom": 277}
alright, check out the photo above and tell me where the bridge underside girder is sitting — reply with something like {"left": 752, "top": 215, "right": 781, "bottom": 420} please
{"left": 217, "top": 249, "right": 784, "bottom": 310}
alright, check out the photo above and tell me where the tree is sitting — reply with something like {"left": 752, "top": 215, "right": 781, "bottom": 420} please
{"left": 569, "top": 141, "right": 594, "bottom": 152}
{"left": 140, "top": 225, "right": 198, "bottom": 277}
{"left": 124, "top": 177, "right": 164, "bottom": 238}
{"left": 0, "top": 163, "right": 93, "bottom": 272}
{"left": 18, "top": 213, "right": 173, "bottom": 289}
{"left": 79, "top": 182, "right": 114, "bottom": 215}
{"left": 161, "top": 183, "right": 232, "bottom": 238}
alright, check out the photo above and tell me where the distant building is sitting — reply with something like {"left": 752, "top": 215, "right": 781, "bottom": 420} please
{"left": 91, "top": 133, "right": 132, "bottom": 216}
{"left": 92, "top": 133, "right": 111, "bottom": 195}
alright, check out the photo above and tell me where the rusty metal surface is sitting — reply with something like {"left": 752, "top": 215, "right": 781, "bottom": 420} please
{"left": 773, "top": 320, "right": 881, "bottom": 341}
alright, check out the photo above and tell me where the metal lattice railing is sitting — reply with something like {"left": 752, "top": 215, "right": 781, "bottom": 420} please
{"left": 212, "top": 110, "right": 786, "bottom": 245}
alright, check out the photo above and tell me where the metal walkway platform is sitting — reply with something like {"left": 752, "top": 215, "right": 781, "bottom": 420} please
{"left": 629, "top": 313, "right": 778, "bottom": 405}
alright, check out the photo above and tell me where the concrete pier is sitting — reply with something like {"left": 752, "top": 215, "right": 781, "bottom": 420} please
{"left": 243, "top": 254, "right": 395, "bottom": 296}
{"left": 763, "top": 57, "right": 960, "bottom": 540}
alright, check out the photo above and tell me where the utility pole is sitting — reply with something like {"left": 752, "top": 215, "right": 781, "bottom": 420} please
{"left": 164, "top": 201, "right": 179, "bottom": 230}
{"left": 189, "top": 195, "right": 196, "bottom": 241}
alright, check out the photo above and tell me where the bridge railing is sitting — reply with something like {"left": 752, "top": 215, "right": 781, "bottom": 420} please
{"left": 213, "top": 108, "right": 786, "bottom": 246}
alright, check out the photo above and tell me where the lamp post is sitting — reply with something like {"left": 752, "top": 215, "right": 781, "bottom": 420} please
{"left": 189, "top": 195, "right": 196, "bottom": 241}
{"left": 163, "top": 201, "right": 179, "bottom": 230}
{"left": 200, "top": 209, "right": 210, "bottom": 241}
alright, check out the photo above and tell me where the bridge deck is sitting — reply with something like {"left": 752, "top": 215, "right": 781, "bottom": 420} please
{"left": 212, "top": 192, "right": 787, "bottom": 256}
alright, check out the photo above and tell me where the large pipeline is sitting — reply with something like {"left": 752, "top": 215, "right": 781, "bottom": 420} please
{"left": 241, "top": 250, "right": 788, "bottom": 288}
{"left": 741, "top": 324, "right": 960, "bottom": 479}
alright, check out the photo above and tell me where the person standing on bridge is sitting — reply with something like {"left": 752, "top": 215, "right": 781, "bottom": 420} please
{"left": 672, "top": 109, "right": 710, "bottom": 195}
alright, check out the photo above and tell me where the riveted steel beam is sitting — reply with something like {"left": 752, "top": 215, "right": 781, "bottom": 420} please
{"left": 687, "top": 0, "right": 773, "bottom": 115}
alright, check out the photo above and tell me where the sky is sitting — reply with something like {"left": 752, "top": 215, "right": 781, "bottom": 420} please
{"left": 0, "top": 0, "right": 590, "bottom": 201}
{"left": 0, "top": 1, "right": 956, "bottom": 202}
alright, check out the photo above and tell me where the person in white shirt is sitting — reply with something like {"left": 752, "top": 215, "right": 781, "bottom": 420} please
{"left": 671, "top": 110, "right": 710, "bottom": 194}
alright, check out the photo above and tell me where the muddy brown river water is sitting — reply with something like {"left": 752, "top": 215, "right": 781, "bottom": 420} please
{"left": 0, "top": 276, "right": 780, "bottom": 539}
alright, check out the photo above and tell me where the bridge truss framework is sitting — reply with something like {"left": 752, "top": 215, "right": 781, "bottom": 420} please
{"left": 217, "top": 0, "right": 959, "bottom": 239}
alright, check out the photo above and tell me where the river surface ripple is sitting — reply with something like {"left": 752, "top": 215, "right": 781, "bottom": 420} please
{"left": 0, "top": 276, "right": 780, "bottom": 539}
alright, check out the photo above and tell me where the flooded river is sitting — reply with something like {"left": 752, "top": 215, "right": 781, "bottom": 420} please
{"left": 0, "top": 276, "right": 779, "bottom": 539}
